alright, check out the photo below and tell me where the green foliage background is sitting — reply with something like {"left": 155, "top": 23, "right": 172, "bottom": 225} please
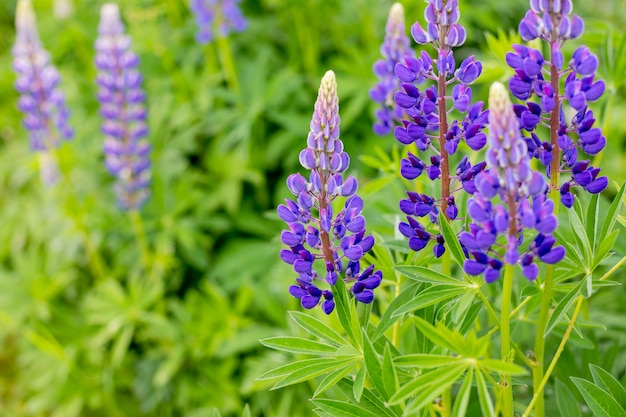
{"left": 0, "top": 0, "right": 625, "bottom": 416}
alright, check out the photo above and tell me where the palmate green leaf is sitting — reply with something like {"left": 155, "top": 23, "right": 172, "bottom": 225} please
{"left": 260, "top": 337, "right": 337, "bottom": 355}
{"left": 556, "top": 380, "right": 581, "bottom": 417}
{"left": 311, "top": 399, "right": 381, "bottom": 417}
{"left": 272, "top": 357, "right": 360, "bottom": 390}
{"left": 394, "top": 354, "right": 464, "bottom": 369}
{"left": 390, "top": 364, "right": 467, "bottom": 407}
{"left": 545, "top": 280, "right": 583, "bottom": 337}
{"left": 476, "top": 369, "right": 496, "bottom": 417}
{"left": 394, "top": 265, "right": 467, "bottom": 285}
{"left": 438, "top": 216, "right": 467, "bottom": 269}
{"left": 589, "top": 364, "right": 626, "bottom": 410}
{"left": 371, "top": 282, "right": 420, "bottom": 342}
{"left": 452, "top": 366, "right": 474, "bottom": 417}
{"left": 288, "top": 311, "right": 347, "bottom": 346}
{"left": 571, "top": 377, "right": 626, "bottom": 417}
{"left": 392, "top": 285, "right": 466, "bottom": 317}
{"left": 599, "top": 182, "right": 626, "bottom": 239}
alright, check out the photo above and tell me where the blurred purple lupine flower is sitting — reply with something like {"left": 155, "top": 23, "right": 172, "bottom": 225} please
{"left": 96, "top": 4, "right": 151, "bottom": 210}
{"left": 278, "top": 71, "right": 382, "bottom": 314}
{"left": 370, "top": 3, "right": 414, "bottom": 135}
{"left": 462, "top": 82, "right": 565, "bottom": 283}
{"left": 190, "top": 0, "right": 247, "bottom": 44}
{"left": 507, "top": 0, "right": 607, "bottom": 208}
{"left": 393, "top": 0, "right": 489, "bottom": 258}
{"left": 13, "top": 0, "right": 73, "bottom": 184}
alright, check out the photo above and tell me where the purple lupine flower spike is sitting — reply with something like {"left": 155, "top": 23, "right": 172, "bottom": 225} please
{"left": 370, "top": 3, "right": 414, "bottom": 135}
{"left": 13, "top": 0, "right": 73, "bottom": 184}
{"left": 96, "top": 4, "right": 151, "bottom": 210}
{"left": 508, "top": 0, "right": 607, "bottom": 208}
{"left": 279, "top": 71, "right": 382, "bottom": 314}
{"left": 463, "top": 82, "right": 564, "bottom": 283}
{"left": 190, "top": 0, "right": 247, "bottom": 44}
{"left": 393, "top": 0, "right": 488, "bottom": 258}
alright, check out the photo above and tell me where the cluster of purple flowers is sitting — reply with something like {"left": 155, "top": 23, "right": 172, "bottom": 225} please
{"left": 386, "top": 0, "right": 489, "bottom": 258}
{"left": 278, "top": 71, "right": 382, "bottom": 314}
{"left": 370, "top": 3, "right": 414, "bottom": 135}
{"left": 190, "top": 0, "right": 247, "bottom": 44}
{"left": 96, "top": 4, "right": 151, "bottom": 210}
{"left": 507, "top": 0, "right": 607, "bottom": 207}
{"left": 12, "top": 0, "right": 73, "bottom": 184}
{"left": 462, "top": 82, "right": 565, "bottom": 282}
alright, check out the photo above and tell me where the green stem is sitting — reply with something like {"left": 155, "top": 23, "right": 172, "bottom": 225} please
{"left": 500, "top": 264, "right": 514, "bottom": 417}
{"left": 129, "top": 210, "right": 150, "bottom": 271}
{"left": 215, "top": 35, "right": 240, "bottom": 93}
{"left": 522, "top": 295, "right": 584, "bottom": 417}
{"left": 532, "top": 45, "right": 562, "bottom": 415}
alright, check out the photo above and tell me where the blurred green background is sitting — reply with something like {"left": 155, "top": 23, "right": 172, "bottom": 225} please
{"left": 0, "top": 0, "right": 625, "bottom": 416}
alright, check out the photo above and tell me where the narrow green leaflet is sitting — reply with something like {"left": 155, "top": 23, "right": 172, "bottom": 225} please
{"left": 586, "top": 193, "right": 599, "bottom": 250}
{"left": 257, "top": 358, "right": 340, "bottom": 380}
{"left": 241, "top": 404, "right": 251, "bottom": 417}
{"left": 392, "top": 285, "right": 466, "bottom": 317}
{"left": 353, "top": 365, "right": 366, "bottom": 402}
{"left": 556, "top": 380, "right": 581, "bottom": 417}
{"left": 438, "top": 215, "right": 467, "bottom": 269}
{"left": 452, "top": 367, "right": 474, "bottom": 417}
{"left": 289, "top": 311, "right": 347, "bottom": 346}
{"left": 476, "top": 369, "right": 496, "bottom": 417}
{"left": 599, "top": 182, "right": 626, "bottom": 239}
{"left": 389, "top": 364, "right": 468, "bottom": 405}
{"left": 394, "top": 354, "right": 464, "bottom": 369}
{"left": 545, "top": 281, "right": 583, "bottom": 337}
{"left": 313, "top": 364, "right": 355, "bottom": 398}
{"left": 480, "top": 359, "right": 528, "bottom": 375}
{"left": 362, "top": 329, "right": 384, "bottom": 398}
{"left": 333, "top": 277, "right": 362, "bottom": 346}
{"left": 260, "top": 337, "right": 337, "bottom": 355}
{"left": 311, "top": 399, "right": 380, "bottom": 417}
{"left": 569, "top": 201, "right": 592, "bottom": 267}
{"left": 394, "top": 265, "right": 466, "bottom": 285}
{"left": 571, "top": 377, "right": 626, "bottom": 417}
{"left": 271, "top": 357, "right": 360, "bottom": 390}
{"left": 381, "top": 344, "right": 398, "bottom": 403}
{"left": 371, "top": 282, "right": 420, "bottom": 342}
{"left": 590, "top": 364, "right": 626, "bottom": 410}
{"left": 411, "top": 316, "right": 457, "bottom": 352}
{"left": 336, "top": 380, "right": 399, "bottom": 417}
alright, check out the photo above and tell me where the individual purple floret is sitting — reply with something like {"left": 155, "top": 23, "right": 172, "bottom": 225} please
{"left": 370, "top": 3, "right": 414, "bottom": 135}
{"left": 13, "top": 0, "right": 73, "bottom": 184}
{"left": 507, "top": 0, "right": 607, "bottom": 208}
{"left": 462, "top": 82, "right": 565, "bottom": 283}
{"left": 393, "top": 0, "right": 489, "bottom": 258}
{"left": 96, "top": 4, "right": 151, "bottom": 210}
{"left": 278, "top": 70, "right": 382, "bottom": 314}
{"left": 190, "top": 0, "right": 247, "bottom": 44}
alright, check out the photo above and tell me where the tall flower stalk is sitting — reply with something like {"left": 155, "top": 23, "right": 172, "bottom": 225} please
{"left": 96, "top": 3, "right": 151, "bottom": 212}
{"left": 370, "top": 3, "right": 413, "bottom": 135}
{"left": 464, "top": 82, "right": 565, "bottom": 415}
{"left": 190, "top": 0, "right": 247, "bottom": 92}
{"left": 507, "top": 2, "right": 607, "bottom": 415}
{"left": 278, "top": 71, "right": 382, "bottom": 314}
{"left": 13, "top": 0, "right": 73, "bottom": 184}
{"left": 393, "top": 0, "right": 488, "bottom": 267}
